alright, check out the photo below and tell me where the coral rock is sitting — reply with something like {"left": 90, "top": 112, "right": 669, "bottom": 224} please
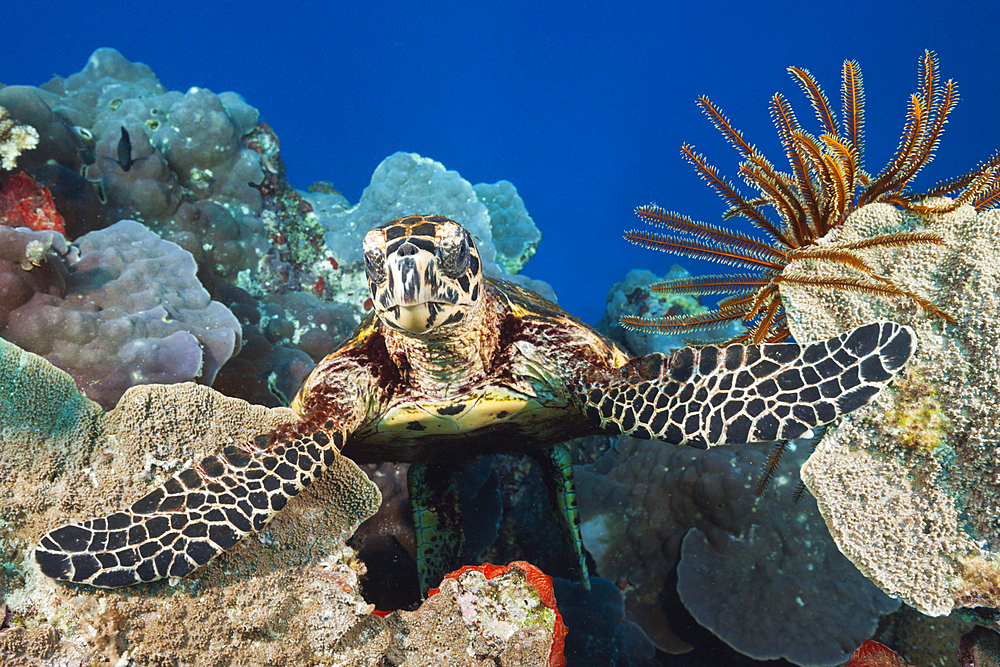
{"left": 310, "top": 151, "right": 555, "bottom": 301}
{"left": 784, "top": 202, "right": 1000, "bottom": 617}
{"left": 576, "top": 435, "right": 897, "bottom": 665}
{"left": 401, "top": 561, "right": 565, "bottom": 667}
{"left": 473, "top": 179, "right": 541, "bottom": 275}
{"left": 2, "top": 220, "right": 241, "bottom": 409}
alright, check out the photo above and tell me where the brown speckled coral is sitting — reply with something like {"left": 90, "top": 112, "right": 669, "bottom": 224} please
{"left": 784, "top": 202, "right": 1000, "bottom": 617}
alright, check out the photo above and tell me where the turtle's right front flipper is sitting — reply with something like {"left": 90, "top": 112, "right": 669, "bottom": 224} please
{"left": 35, "top": 424, "right": 344, "bottom": 588}
{"left": 579, "top": 320, "right": 916, "bottom": 448}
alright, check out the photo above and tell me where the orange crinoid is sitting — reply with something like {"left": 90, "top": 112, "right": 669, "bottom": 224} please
{"left": 624, "top": 50, "right": 1000, "bottom": 344}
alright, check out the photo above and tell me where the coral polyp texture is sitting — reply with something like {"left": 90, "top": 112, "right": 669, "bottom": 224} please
{"left": 0, "top": 105, "right": 39, "bottom": 170}
{"left": 0, "top": 220, "right": 241, "bottom": 409}
{"left": 783, "top": 201, "right": 1000, "bottom": 618}
{"left": 623, "top": 50, "right": 998, "bottom": 344}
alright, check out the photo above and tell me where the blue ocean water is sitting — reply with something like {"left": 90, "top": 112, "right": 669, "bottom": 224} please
{"left": 6, "top": 0, "right": 998, "bottom": 325}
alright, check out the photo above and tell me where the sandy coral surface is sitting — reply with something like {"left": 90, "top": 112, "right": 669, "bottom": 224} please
{"left": 783, "top": 202, "right": 1000, "bottom": 618}
{"left": 0, "top": 339, "right": 564, "bottom": 665}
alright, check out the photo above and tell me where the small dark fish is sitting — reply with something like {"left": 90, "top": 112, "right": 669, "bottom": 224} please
{"left": 100, "top": 127, "right": 148, "bottom": 173}
{"left": 116, "top": 126, "right": 135, "bottom": 172}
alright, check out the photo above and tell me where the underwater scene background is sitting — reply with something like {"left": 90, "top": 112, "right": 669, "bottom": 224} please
{"left": 7, "top": 0, "right": 999, "bottom": 325}
{"left": 2, "top": 0, "right": 1000, "bottom": 665}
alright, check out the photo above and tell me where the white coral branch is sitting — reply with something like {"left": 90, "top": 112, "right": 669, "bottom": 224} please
{"left": 0, "top": 105, "right": 40, "bottom": 171}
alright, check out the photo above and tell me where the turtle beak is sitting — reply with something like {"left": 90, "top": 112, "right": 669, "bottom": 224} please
{"left": 396, "top": 255, "right": 421, "bottom": 306}
{"left": 385, "top": 243, "right": 439, "bottom": 308}
{"left": 386, "top": 303, "right": 437, "bottom": 333}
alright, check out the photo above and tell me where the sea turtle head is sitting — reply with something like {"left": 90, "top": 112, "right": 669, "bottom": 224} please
{"left": 363, "top": 215, "right": 484, "bottom": 335}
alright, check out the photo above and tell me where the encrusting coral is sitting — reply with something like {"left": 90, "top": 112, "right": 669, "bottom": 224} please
{"left": 0, "top": 337, "right": 563, "bottom": 665}
{"left": 0, "top": 172, "right": 67, "bottom": 234}
{"left": 0, "top": 105, "right": 39, "bottom": 171}
{"left": 1, "top": 220, "right": 242, "bottom": 409}
{"left": 783, "top": 201, "right": 1000, "bottom": 619}
{"left": 574, "top": 434, "right": 897, "bottom": 665}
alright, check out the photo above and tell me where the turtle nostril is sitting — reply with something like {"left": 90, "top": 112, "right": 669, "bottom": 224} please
{"left": 397, "top": 242, "right": 419, "bottom": 256}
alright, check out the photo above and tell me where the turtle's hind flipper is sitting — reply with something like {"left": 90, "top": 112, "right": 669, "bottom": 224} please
{"left": 582, "top": 321, "right": 915, "bottom": 447}
{"left": 35, "top": 426, "right": 342, "bottom": 588}
{"left": 531, "top": 442, "right": 590, "bottom": 589}
{"left": 408, "top": 461, "right": 464, "bottom": 595}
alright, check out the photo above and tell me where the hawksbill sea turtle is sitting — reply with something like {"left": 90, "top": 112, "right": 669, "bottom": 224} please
{"left": 34, "top": 215, "right": 916, "bottom": 591}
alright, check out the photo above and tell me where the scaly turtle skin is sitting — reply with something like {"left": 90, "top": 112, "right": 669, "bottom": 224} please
{"left": 34, "top": 215, "right": 916, "bottom": 590}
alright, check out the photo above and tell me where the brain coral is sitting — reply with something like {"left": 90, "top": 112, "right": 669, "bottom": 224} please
{"left": 781, "top": 201, "right": 1000, "bottom": 619}
{"left": 575, "top": 434, "right": 897, "bottom": 665}
{"left": 1, "top": 220, "right": 241, "bottom": 409}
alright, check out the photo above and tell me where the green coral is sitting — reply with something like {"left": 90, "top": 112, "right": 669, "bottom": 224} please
{"left": 883, "top": 369, "right": 951, "bottom": 454}
{"left": 0, "top": 337, "right": 103, "bottom": 446}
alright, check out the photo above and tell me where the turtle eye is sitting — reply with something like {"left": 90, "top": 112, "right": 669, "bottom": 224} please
{"left": 363, "top": 247, "right": 386, "bottom": 285}
{"left": 438, "top": 235, "right": 470, "bottom": 278}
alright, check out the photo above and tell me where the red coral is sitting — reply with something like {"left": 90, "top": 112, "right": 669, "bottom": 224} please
{"left": 845, "top": 640, "right": 913, "bottom": 667}
{"left": 427, "top": 560, "right": 567, "bottom": 667}
{"left": 0, "top": 172, "right": 66, "bottom": 234}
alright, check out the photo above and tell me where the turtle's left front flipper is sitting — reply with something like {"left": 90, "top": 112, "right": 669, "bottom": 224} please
{"left": 580, "top": 321, "right": 915, "bottom": 447}
{"left": 35, "top": 423, "right": 344, "bottom": 588}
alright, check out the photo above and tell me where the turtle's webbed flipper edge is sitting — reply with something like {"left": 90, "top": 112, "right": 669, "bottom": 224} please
{"left": 582, "top": 321, "right": 915, "bottom": 447}
{"left": 35, "top": 425, "right": 343, "bottom": 588}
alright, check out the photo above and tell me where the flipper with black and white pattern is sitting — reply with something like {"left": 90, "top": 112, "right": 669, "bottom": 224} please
{"left": 35, "top": 422, "right": 344, "bottom": 588}
{"left": 581, "top": 321, "right": 915, "bottom": 447}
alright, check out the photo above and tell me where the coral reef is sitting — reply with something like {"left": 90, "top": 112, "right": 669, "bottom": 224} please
{"left": 0, "top": 85, "right": 95, "bottom": 179}
{"left": 959, "top": 626, "right": 1000, "bottom": 667}
{"left": 422, "top": 561, "right": 565, "bottom": 667}
{"left": 0, "top": 172, "right": 66, "bottom": 234}
{"left": 473, "top": 179, "right": 541, "bottom": 274}
{"left": 1, "top": 220, "right": 241, "bottom": 409}
{"left": 0, "top": 105, "right": 39, "bottom": 171}
{"left": 0, "top": 338, "right": 563, "bottom": 665}
{"left": 0, "top": 336, "right": 376, "bottom": 663}
{"left": 844, "top": 626, "right": 1000, "bottom": 667}
{"left": 781, "top": 202, "right": 1000, "bottom": 618}
{"left": 308, "top": 151, "right": 555, "bottom": 301}
{"left": 1, "top": 49, "right": 556, "bottom": 396}
{"left": 595, "top": 266, "right": 720, "bottom": 356}
{"left": 575, "top": 434, "right": 897, "bottom": 665}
